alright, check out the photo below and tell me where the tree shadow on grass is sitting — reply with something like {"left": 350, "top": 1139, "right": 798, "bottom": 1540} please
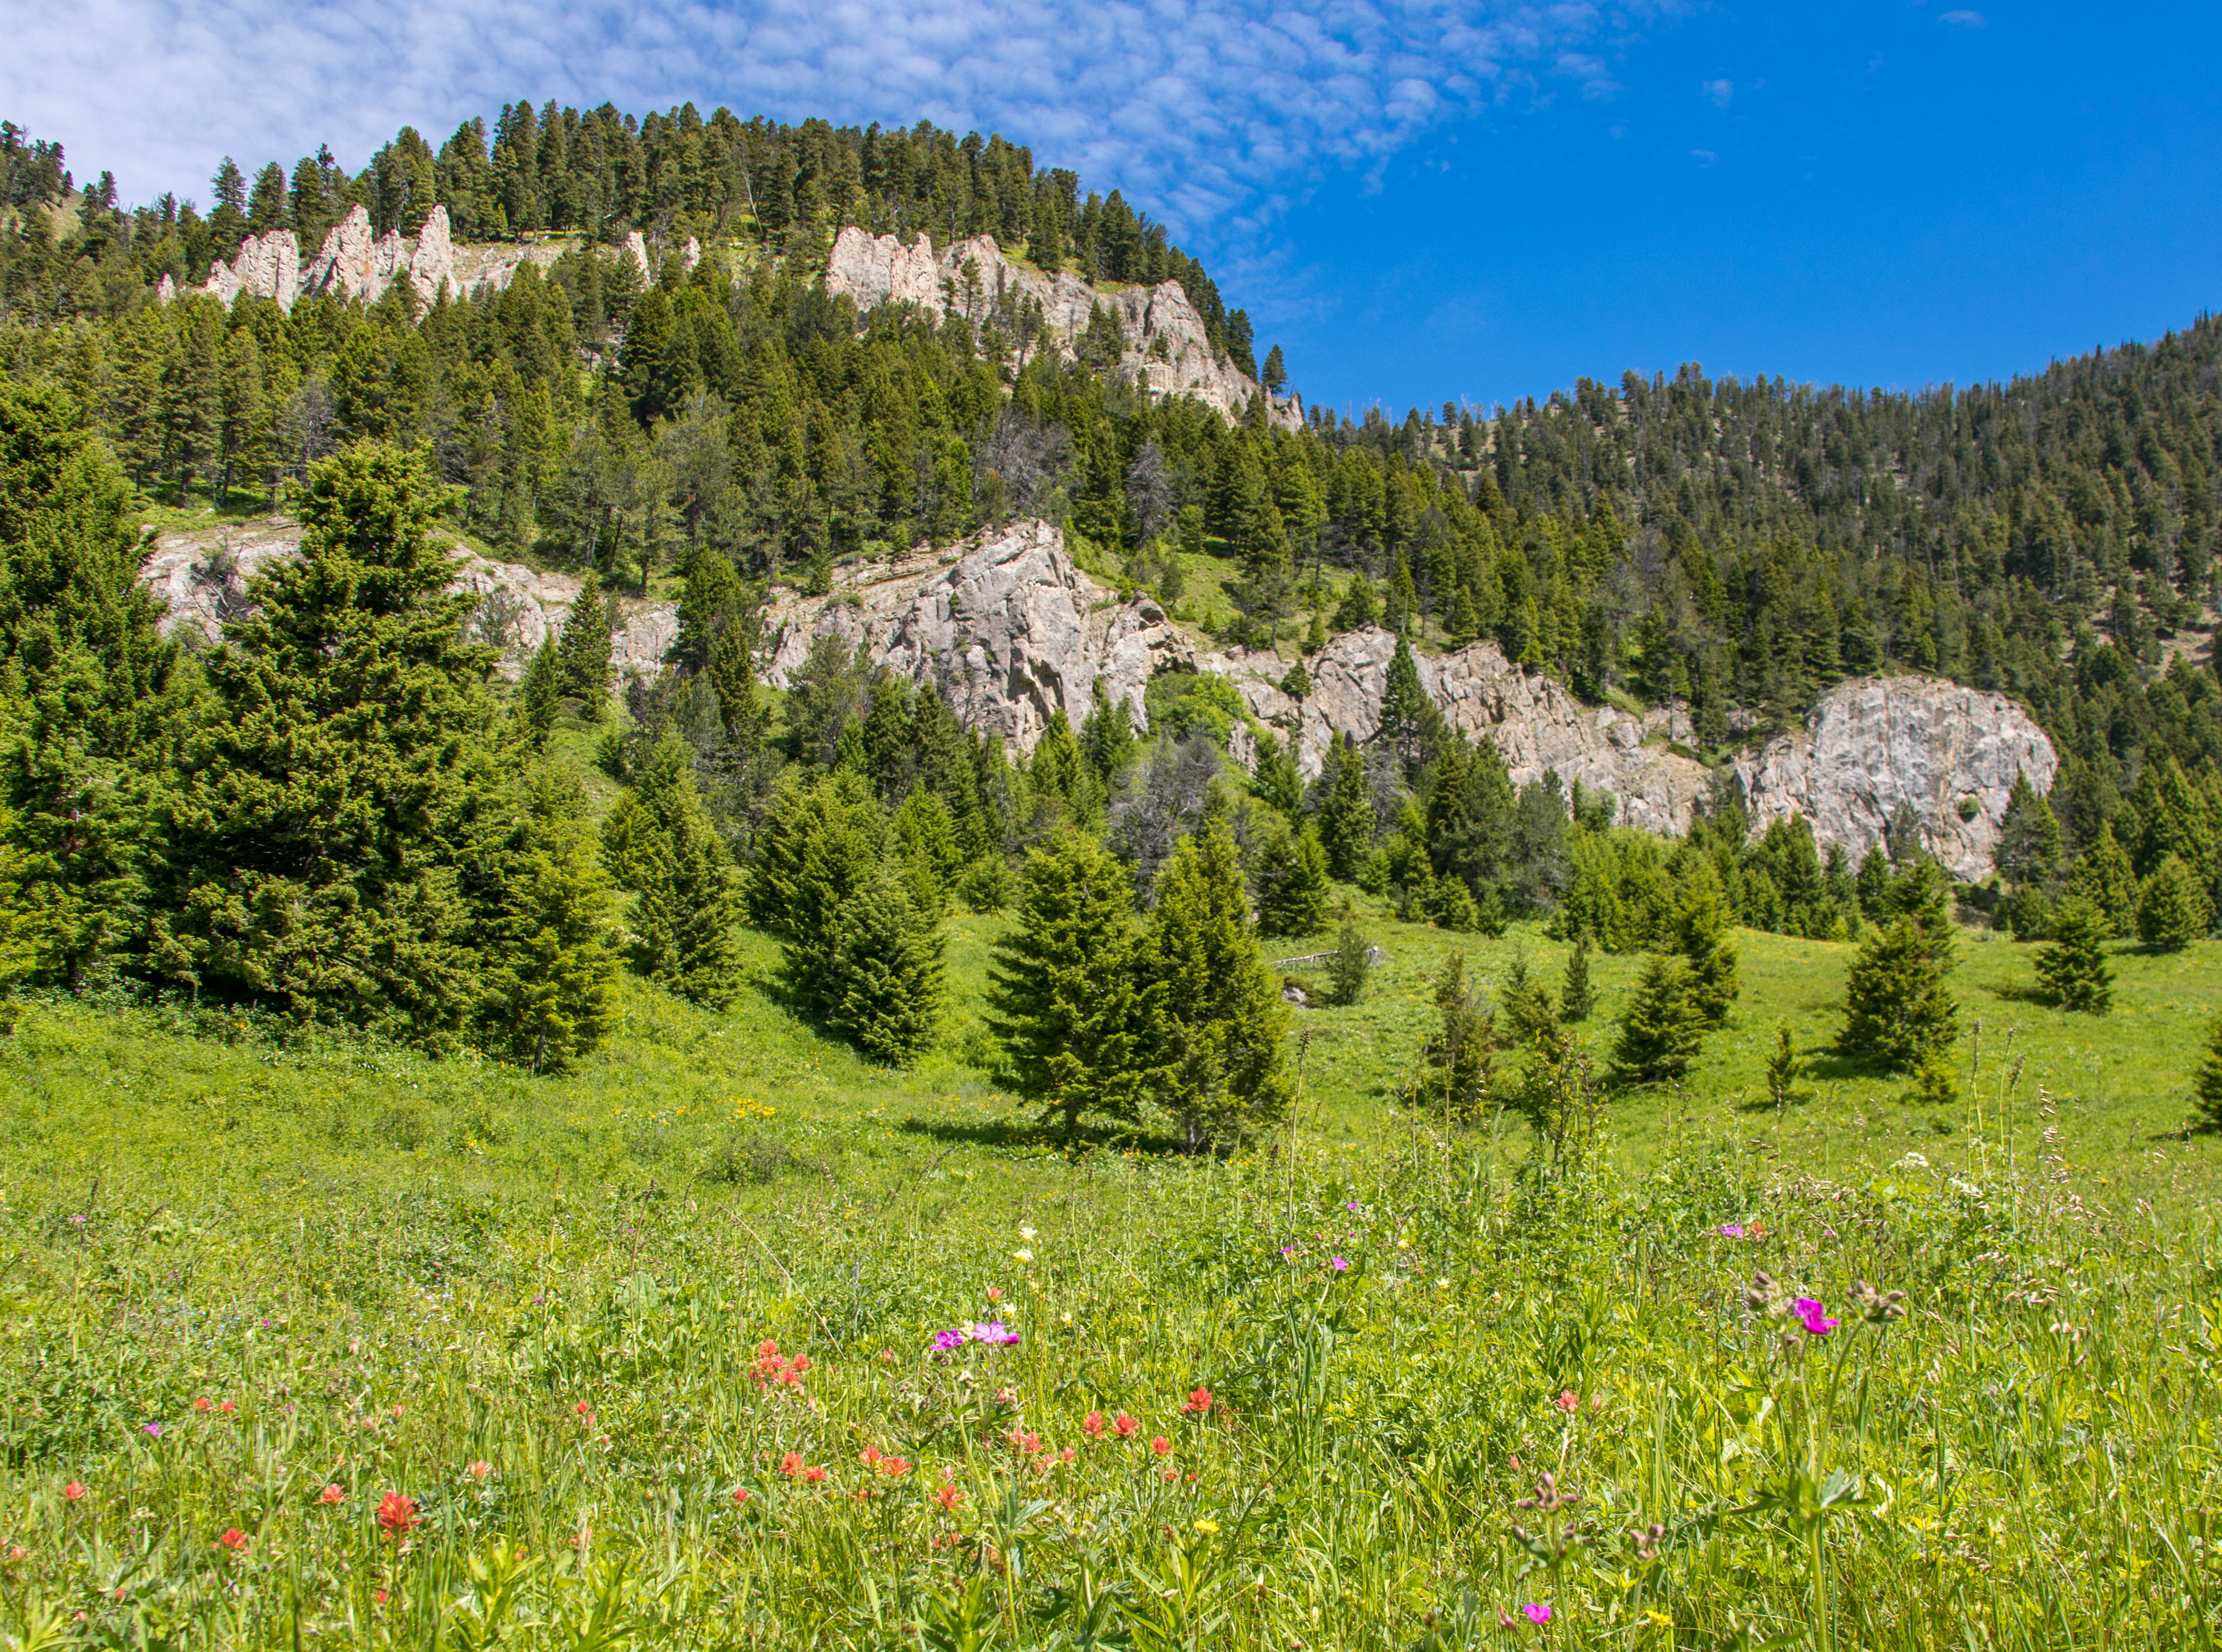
{"left": 896, "top": 1114, "right": 1187, "bottom": 1156}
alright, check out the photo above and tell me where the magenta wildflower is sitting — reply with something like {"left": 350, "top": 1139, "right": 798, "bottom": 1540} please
{"left": 143, "top": 1423, "right": 161, "bottom": 1438}
{"left": 1793, "top": 1297, "right": 1839, "bottom": 1336}
{"left": 972, "top": 1322, "right": 1021, "bottom": 1346}
{"left": 1717, "top": 1224, "right": 1746, "bottom": 1238}
{"left": 1330, "top": 1256, "right": 1349, "bottom": 1273}
{"left": 931, "top": 1329, "right": 969, "bottom": 1352}
{"left": 1523, "top": 1603, "right": 1552, "bottom": 1625}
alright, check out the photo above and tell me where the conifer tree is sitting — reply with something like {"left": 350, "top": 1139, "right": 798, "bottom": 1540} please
{"left": 1854, "top": 845, "right": 1892, "bottom": 920}
{"left": 1560, "top": 936, "right": 1596, "bottom": 1022}
{"left": 1839, "top": 914, "right": 1958, "bottom": 1069}
{"left": 1674, "top": 880, "right": 1740, "bottom": 1028}
{"left": 2193, "top": 1016, "right": 2222, "bottom": 1131}
{"left": 617, "top": 739, "right": 744, "bottom": 1006}
{"left": 2066, "top": 823, "right": 2139, "bottom": 937}
{"left": 2035, "top": 897, "right": 2114, "bottom": 1012}
{"left": 479, "top": 763, "right": 619, "bottom": 1070}
{"left": 1031, "top": 707, "right": 1085, "bottom": 806}
{"left": 1251, "top": 729, "right": 1303, "bottom": 816}
{"left": 1316, "top": 732, "right": 1374, "bottom": 880}
{"left": 1413, "top": 952, "right": 1495, "bottom": 1122}
{"left": 985, "top": 830, "right": 1153, "bottom": 1139}
{"left": 1610, "top": 954, "right": 1704, "bottom": 1086}
{"left": 756, "top": 773, "right": 885, "bottom": 1016}
{"left": 1375, "top": 636, "right": 1439, "bottom": 779}
{"left": 556, "top": 568, "right": 615, "bottom": 718}
{"left": 514, "top": 635, "right": 563, "bottom": 749}
{"left": 1326, "top": 917, "right": 1373, "bottom": 1005}
{"left": 891, "top": 783, "right": 963, "bottom": 907}
{"left": 1254, "top": 819, "right": 1332, "bottom": 938}
{"left": 1079, "top": 678, "right": 1136, "bottom": 789}
{"left": 148, "top": 443, "right": 497, "bottom": 1036}
{"left": 824, "top": 866, "right": 944, "bottom": 1065}
{"left": 1144, "top": 820, "right": 1294, "bottom": 1151}
{"left": 2134, "top": 854, "right": 2209, "bottom": 950}
{"left": 1764, "top": 1023, "right": 1800, "bottom": 1114}
{"left": 1994, "top": 771, "right": 2064, "bottom": 889}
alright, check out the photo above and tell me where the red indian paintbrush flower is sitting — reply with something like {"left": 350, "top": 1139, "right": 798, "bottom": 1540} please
{"left": 377, "top": 1492, "right": 420, "bottom": 1539}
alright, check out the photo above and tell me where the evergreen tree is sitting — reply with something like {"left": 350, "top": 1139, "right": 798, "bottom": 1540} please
{"left": 1839, "top": 915, "right": 1958, "bottom": 1069}
{"left": 1326, "top": 917, "right": 1373, "bottom": 1005}
{"left": 2193, "top": 1016, "right": 2222, "bottom": 1131}
{"left": 1375, "top": 636, "right": 1440, "bottom": 779}
{"left": 891, "top": 783, "right": 963, "bottom": 906}
{"left": 1764, "top": 1023, "right": 1800, "bottom": 1113}
{"left": 985, "top": 830, "right": 1153, "bottom": 1139}
{"left": 1994, "top": 771, "right": 2065, "bottom": 888}
{"left": 1251, "top": 728, "right": 1303, "bottom": 816}
{"left": 619, "top": 739, "right": 744, "bottom": 1006}
{"left": 1315, "top": 731, "right": 1374, "bottom": 879}
{"left": 2066, "top": 823, "right": 2139, "bottom": 937}
{"left": 1079, "top": 678, "right": 1136, "bottom": 788}
{"left": 1610, "top": 954, "right": 1705, "bottom": 1086}
{"left": 1143, "top": 820, "right": 1294, "bottom": 1151}
{"left": 1674, "top": 879, "right": 1740, "bottom": 1027}
{"left": 2134, "top": 854, "right": 2210, "bottom": 950}
{"left": 754, "top": 773, "right": 884, "bottom": 1015}
{"left": 2035, "top": 897, "right": 2114, "bottom": 1012}
{"left": 1254, "top": 819, "right": 1331, "bottom": 938}
{"left": 1854, "top": 844, "right": 1892, "bottom": 920}
{"left": 556, "top": 568, "right": 615, "bottom": 717}
{"left": 514, "top": 635, "right": 563, "bottom": 749}
{"left": 148, "top": 443, "right": 497, "bottom": 1038}
{"left": 1412, "top": 952, "right": 1495, "bottom": 1122}
{"left": 824, "top": 866, "right": 944, "bottom": 1065}
{"left": 1560, "top": 936, "right": 1596, "bottom": 1022}
{"left": 1031, "top": 707, "right": 1085, "bottom": 806}
{"left": 479, "top": 763, "right": 619, "bottom": 1071}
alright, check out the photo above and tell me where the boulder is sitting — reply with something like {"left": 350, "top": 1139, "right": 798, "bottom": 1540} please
{"left": 823, "top": 227, "right": 1302, "bottom": 429}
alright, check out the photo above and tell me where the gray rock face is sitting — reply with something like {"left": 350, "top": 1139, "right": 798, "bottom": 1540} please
{"left": 202, "top": 229, "right": 300, "bottom": 310}
{"left": 764, "top": 520, "right": 1189, "bottom": 751}
{"left": 139, "top": 520, "right": 675, "bottom": 683}
{"left": 191, "top": 206, "right": 557, "bottom": 312}
{"left": 824, "top": 227, "right": 1302, "bottom": 429}
{"left": 1733, "top": 677, "right": 2056, "bottom": 879}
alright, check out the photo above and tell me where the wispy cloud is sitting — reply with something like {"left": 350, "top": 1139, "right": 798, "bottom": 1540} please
{"left": 1701, "top": 76, "right": 1733, "bottom": 108}
{"left": 3, "top": 0, "right": 1681, "bottom": 245}
{"left": 1937, "top": 10, "right": 1988, "bottom": 27}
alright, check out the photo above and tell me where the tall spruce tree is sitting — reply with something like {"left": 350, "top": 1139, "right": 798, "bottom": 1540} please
{"left": 1254, "top": 819, "right": 1332, "bottom": 938}
{"left": 1316, "top": 731, "right": 1374, "bottom": 880}
{"left": 824, "top": 867, "right": 944, "bottom": 1065}
{"left": 1143, "top": 820, "right": 1294, "bottom": 1151}
{"left": 1610, "top": 954, "right": 1704, "bottom": 1086}
{"left": 985, "top": 830, "right": 1153, "bottom": 1139}
{"left": 2134, "top": 854, "right": 2210, "bottom": 950}
{"left": 1375, "top": 636, "right": 1440, "bottom": 780}
{"left": 514, "top": 635, "right": 563, "bottom": 749}
{"left": 148, "top": 443, "right": 499, "bottom": 1037}
{"left": 2066, "top": 824, "right": 2139, "bottom": 937}
{"left": 610, "top": 738, "right": 744, "bottom": 1006}
{"left": 556, "top": 567, "right": 615, "bottom": 718}
{"left": 1839, "top": 914, "right": 1958, "bottom": 1069}
{"left": 1560, "top": 936, "right": 1596, "bottom": 1022}
{"left": 2035, "top": 897, "right": 2113, "bottom": 1013}
{"left": 479, "top": 762, "right": 620, "bottom": 1069}
{"left": 1674, "top": 880, "right": 1740, "bottom": 1028}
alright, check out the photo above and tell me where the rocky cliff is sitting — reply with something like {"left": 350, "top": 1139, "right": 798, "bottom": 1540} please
{"left": 766, "top": 520, "right": 2055, "bottom": 876}
{"left": 178, "top": 207, "right": 566, "bottom": 312}
{"left": 139, "top": 521, "right": 674, "bottom": 681}
{"left": 823, "top": 227, "right": 1302, "bottom": 430}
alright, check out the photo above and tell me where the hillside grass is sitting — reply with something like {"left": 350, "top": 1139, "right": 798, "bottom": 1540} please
{"left": 3, "top": 901, "right": 2219, "bottom": 1648}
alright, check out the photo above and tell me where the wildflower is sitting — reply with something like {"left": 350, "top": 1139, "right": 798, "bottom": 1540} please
{"left": 879, "top": 1456, "right": 912, "bottom": 1477}
{"left": 1555, "top": 1391, "right": 1579, "bottom": 1413}
{"left": 143, "top": 1422, "right": 161, "bottom": 1438}
{"left": 374, "top": 1590, "right": 389, "bottom": 1605}
{"left": 731, "top": 1487, "right": 752, "bottom": 1506}
{"left": 931, "top": 1329, "right": 969, "bottom": 1353}
{"left": 1330, "top": 1257, "right": 1348, "bottom": 1273}
{"left": 1193, "top": 1519, "right": 1219, "bottom": 1534}
{"left": 318, "top": 1485, "right": 345, "bottom": 1506}
{"left": 574, "top": 1400, "right": 592, "bottom": 1416}
{"left": 219, "top": 1400, "right": 236, "bottom": 1414}
{"left": 1114, "top": 1413, "right": 1138, "bottom": 1439}
{"left": 986, "top": 1287, "right": 1002, "bottom": 1303}
{"left": 778, "top": 1452, "right": 808, "bottom": 1480}
{"left": 1149, "top": 1436, "right": 1172, "bottom": 1456}
{"left": 4, "top": 1547, "right": 22, "bottom": 1564}
{"left": 376, "top": 1492, "right": 421, "bottom": 1539}
{"left": 1523, "top": 1604, "right": 1552, "bottom": 1626}
{"left": 1182, "top": 1387, "right": 1213, "bottom": 1415}
{"left": 218, "top": 1528, "right": 248, "bottom": 1553}
{"left": 1717, "top": 1224, "right": 1747, "bottom": 1238}
{"left": 1278, "top": 1246, "right": 1295, "bottom": 1257}
{"left": 194, "top": 1398, "right": 212, "bottom": 1414}
{"left": 63, "top": 1482, "right": 85, "bottom": 1502}
{"left": 1059, "top": 1446, "right": 1074, "bottom": 1464}
{"left": 935, "top": 1481, "right": 964, "bottom": 1511}
{"left": 1083, "top": 1412, "right": 1106, "bottom": 1439}
{"left": 1019, "top": 1225, "right": 1037, "bottom": 1241}
{"left": 1854, "top": 1280, "right": 1910, "bottom": 1323}
{"left": 878, "top": 1349, "right": 896, "bottom": 1363}
{"left": 1792, "top": 1297, "right": 1840, "bottom": 1337}
{"left": 973, "top": 1322, "right": 1021, "bottom": 1346}
{"left": 467, "top": 1461, "right": 493, "bottom": 1481}
{"left": 1012, "top": 1248, "right": 1034, "bottom": 1262}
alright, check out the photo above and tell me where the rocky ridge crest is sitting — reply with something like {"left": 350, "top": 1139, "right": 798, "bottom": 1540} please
{"left": 178, "top": 206, "right": 565, "bottom": 311}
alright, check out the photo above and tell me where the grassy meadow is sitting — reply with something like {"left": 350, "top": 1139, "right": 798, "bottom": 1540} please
{"left": 5, "top": 880, "right": 2221, "bottom": 1649}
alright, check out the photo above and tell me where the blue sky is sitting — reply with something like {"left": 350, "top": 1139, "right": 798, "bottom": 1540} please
{"left": 5, "top": 0, "right": 2217, "bottom": 415}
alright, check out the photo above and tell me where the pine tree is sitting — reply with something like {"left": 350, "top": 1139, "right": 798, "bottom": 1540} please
{"left": 479, "top": 763, "right": 619, "bottom": 1071}
{"left": 147, "top": 443, "right": 497, "bottom": 1037}
{"left": 1326, "top": 918, "right": 1373, "bottom": 1005}
{"left": 1560, "top": 936, "right": 1596, "bottom": 1022}
{"left": 1674, "top": 880, "right": 1740, "bottom": 1027}
{"left": 2134, "top": 854, "right": 2210, "bottom": 951}
{"left": 891, "top": 784, "right": 963, "bottom": 907}
{"left": 1839, "top": 915, "right": 1958, "bottom": 1069}
{"left": 1854, "top": 844, "right": 1893, "bottom": 920}
{"left": 1079, "top": 677, "right": 1136, "bottom": 788}
{"left": 1254, "top": 820, "right": 1331, "bottom": 938}
{"left": 2066, "top": 823, "right": 2138, "bottom": 937}
{"left": 746, "top": 772, "right": 885, "bottom": 943}
{"left": 1375, "top": 636, "right": 1439, "bottom": 779}
{"left": 985, "top": 830, "right": 1153, "bottom": 1139}
{"left": 619, "top": 740, "right": 744, "bottom": 1006}
{"left": 824, "top": 867, "right": 945, "bottom": 1065}
{"left": 514, "top": 635, "right": 563, "bottom": 749}
{"left": 1413, "top": 952, "right": 1495, "bottom": 1122}
{"left": 1316, "top": 732, "right": 1374, "bottom": 880}
{"left": 1994, "top": 771, "right": 2064, "bottom": 888}
{"left": 1031, "top": 708, "right": 1085, "bottom": 806}
{"left": 2035, "top": 897, "right": 2113, "bottom": 1012}
{"left": 556, "top": 568, "right": 615, "bottom": 718}
{"left": 1764, "top": 1023, "right": 1800, "bottom": 1114}
{"left": 1610, "top": 954, "right": 1705, "bottom": 1087}
{"left": 2193, "top": 1016, "right": 2222, "bottom": 1131}
{"left": 1143, "top": 820, "right": 1295, "bottom": 1151}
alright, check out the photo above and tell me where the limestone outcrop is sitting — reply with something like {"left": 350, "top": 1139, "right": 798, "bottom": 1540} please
{"left": 1733, "top": 677, "right": 2055, "bottom": 880}
{"left": 139, "top": 520, "right": 675, "bottom": 682}
{"left": 823, "top": 227, "right": 1302, "bottom": 429}
{"left": 764, "top": 520, "right": 1190, "bottom": 752}
{"left": 180, "top": 207, "right": 562, "bottom": 311}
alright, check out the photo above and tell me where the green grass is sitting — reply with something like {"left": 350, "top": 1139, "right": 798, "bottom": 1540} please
{"left": 2, "top": 907, "right": 2219, "bottom": 1648}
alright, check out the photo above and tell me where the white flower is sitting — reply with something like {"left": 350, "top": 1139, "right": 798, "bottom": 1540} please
{"left": 1894, "top": 1151, "right": 1930, "bottom": 1171}
{"left": 1018, "top": 1225, "right": 1037, "bottom": 1241}
{"left": 1012, "top": 1248, "right": 1034, "bottom": 1262}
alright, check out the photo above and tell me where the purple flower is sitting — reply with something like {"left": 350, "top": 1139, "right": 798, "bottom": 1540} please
{"left": 1330, "top": 1256, "right": 1349, "bottom": 1273}
{"left": 1523, "top": 1603, "right": 1552, "bottom": 1626}
{"left": 1793, "top": 1297, "right": 1839, "bottom": 1336}
{"left": 143, "top": 1422, "right": 161, "bottom": 1438}
{"left": 1278, "top": 1246, "right": 1296, "bottom": 1257}
{"left": 1717, "top": 1224, "right": 1746, "bottom": 1238}
{"left": 1344, "top": 1202, "right": 1360, "bottom": 1212}
{"left": 972, "top": 1322, "right": 1021, "bottom": 1346}
{"left": 931, "top": 1329, "right": 970, "bottom": 1352}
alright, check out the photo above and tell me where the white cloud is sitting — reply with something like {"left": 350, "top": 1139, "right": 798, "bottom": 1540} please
{"left": 1937, "top": 9, "right": 1988, "bottom": 27}
{"left": 1, "top": 0, "right": 1678, "bottom": 246}
{"left": 1701, "top": 76, "right": 1733, "bottom": 108}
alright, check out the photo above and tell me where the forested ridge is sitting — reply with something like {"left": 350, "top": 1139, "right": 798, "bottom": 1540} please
{"left": 5, "top": 103, "right": 2222, "bottom": 1104}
